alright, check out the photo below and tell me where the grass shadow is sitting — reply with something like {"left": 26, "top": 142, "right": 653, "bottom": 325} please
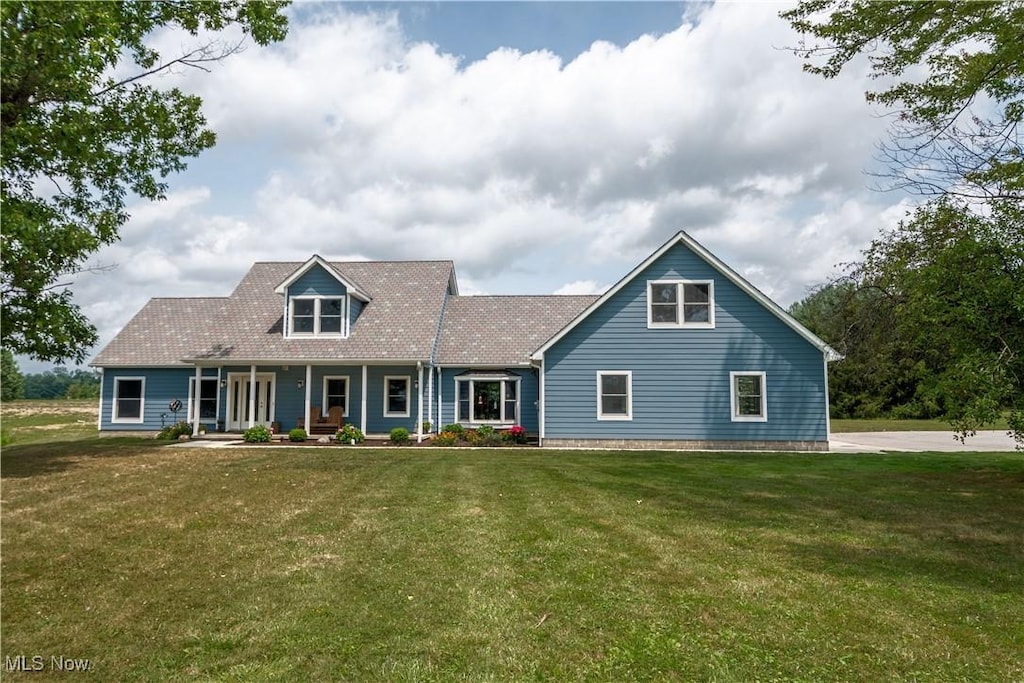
{"left": 1, "top": 438, "right": 168, "bottom": 479}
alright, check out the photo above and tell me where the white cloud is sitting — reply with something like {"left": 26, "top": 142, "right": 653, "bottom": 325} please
{"left": 553, "top": 280, "right": 609, "bottom": 296}
{"left": 63, "top": 2, "right": 913, "bottom": 365}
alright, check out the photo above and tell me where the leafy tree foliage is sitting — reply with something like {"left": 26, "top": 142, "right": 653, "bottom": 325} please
{"left": 1, "top": 1, "right": 289, "bottom": 363}
{"left": 782, "top": 1, "right": 1023, "bottom": 201}
{"left": 1, "top": 349, "right": 25, "bottom": 401}
{"left": 792, "top": 199, "right": 1024, "bottom": 445}
{"left": 21, "top": 366, "right": 102, "bottom": 400}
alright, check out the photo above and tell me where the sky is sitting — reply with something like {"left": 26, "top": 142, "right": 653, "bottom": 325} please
{"left": 27, "top": 1, "right": 917, "bottom": 374}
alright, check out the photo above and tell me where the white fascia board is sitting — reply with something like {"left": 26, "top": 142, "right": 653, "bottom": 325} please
{"left": 531, "top": 230, "right": 841, "bottom": 362}
{"left": 272, "top": 254, "right": 372, "bottom": 302}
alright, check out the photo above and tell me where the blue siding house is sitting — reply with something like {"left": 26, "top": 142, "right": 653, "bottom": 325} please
{"left": 93, "top": 232, "right": 838, "bottom": 450}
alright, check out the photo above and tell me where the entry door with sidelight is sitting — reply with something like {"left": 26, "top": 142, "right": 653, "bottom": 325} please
{"left": 227, "top": 373, "right": 276, "bottom": 430}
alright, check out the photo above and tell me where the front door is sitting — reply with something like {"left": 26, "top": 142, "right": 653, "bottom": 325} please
{"left": 227, "top": 373, "right": 276, "bottom": 430}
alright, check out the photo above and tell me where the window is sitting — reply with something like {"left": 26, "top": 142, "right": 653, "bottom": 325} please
{"left": 113, "top": 377, "right": 145, "bottom": 423}
{"left": 323, "top": 376, "right": 349, "bottom": 415}
{"left": 384, "top": 376, "right": 410, "bottom": 417}
{"left": 597, "top": 371, "right": 632, "bottom": 420}
{"left": 188, "top": 377, "right": 219, "bottom": 421}
{"left": 455, "top": 375, "right": 520, "bottom": 424}
{"left": 730, "top": 371, "right": 767, "bottom": 422}
{"left": 647, "top": 280, "right": 714, "bottom": 328}
{"left": 289, "top": 297, "right": 346, "bottom": 336}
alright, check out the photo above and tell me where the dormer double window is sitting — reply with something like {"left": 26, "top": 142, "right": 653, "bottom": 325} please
{"left": 289, "top": 296, "right": 347, "bottom": 337}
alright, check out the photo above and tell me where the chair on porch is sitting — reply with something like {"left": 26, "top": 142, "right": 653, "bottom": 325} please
{"left": 303, "top": 405, "right": 344, "bottom": 435}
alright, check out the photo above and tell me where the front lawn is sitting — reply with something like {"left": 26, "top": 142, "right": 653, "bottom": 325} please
{"left": 2, "top": 443, "right": 1022, "bottom": 681}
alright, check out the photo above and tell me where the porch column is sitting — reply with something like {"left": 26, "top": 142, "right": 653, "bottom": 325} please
{"left": 248, "top": 364, "right": 257, "bottom": 429}
{"left": 360, "top": 365, "right": 368, "bottom": 435}
{"left": 192, "top": 366, "right": 202, "bottom": 436}
{"left": 538, "top": 357, "right": 545, "bottom": 445}
{"left": 437, "top": 366, "right": 443, "bottom": 430}
{"left": 416, "top": 362, "right": 424, "bottom": 443}
{"left": 304, "top": 365, "right": 312, "bottom": 433}
{"left": 427, "top": 364, "right": 434, "bottom": 433}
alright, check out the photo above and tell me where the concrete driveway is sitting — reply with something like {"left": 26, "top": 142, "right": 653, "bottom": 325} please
{"left": 829, "top": 430, "right": 1019, "bottom": 453}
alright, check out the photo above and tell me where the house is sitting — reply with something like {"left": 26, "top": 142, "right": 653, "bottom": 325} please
{"left": 92, "top": 231, "right": 839, "bottom": 450}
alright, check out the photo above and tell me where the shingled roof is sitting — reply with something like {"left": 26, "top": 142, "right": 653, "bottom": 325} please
{"left": 434, "top": 295, "right": 598, "bottom": 366}
{"left": 93, "top": 260, "right": 455, "bottom": 366}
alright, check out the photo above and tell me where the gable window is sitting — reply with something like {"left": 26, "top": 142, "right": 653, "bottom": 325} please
{"left": 597, "top": 371, "right": 632, "bottom": 420}
{"left": 455, "top": 374, "right": 520, "bottom": 424}
{"left": 289, "top": 297, "right": 347, "bottom": 337}
{"left": 113, "top": 377, "right": 145, "bottom": 423}
{"left": 384, "top": 376, "right": 410, "bottom": 417}
{"left": 730, "top": 371, "right": 767, "bottom": 422}
{"left": 323, "top": 376, "right": 349, "bottom": 415}
{"left": 647, "top": 280, "right": 714, "bottom": 328}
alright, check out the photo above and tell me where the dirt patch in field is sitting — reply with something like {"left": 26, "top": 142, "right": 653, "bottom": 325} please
{"left": 2, "top": 402, "right": 97, "bottom": 418}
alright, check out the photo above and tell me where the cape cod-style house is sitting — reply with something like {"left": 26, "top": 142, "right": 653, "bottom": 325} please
{"left": 92, "top": 231, "right": 839, "bottom": 450}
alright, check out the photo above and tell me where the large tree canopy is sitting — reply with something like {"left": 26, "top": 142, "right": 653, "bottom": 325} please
{"left": 1, "top": 1, "right": 288, "bottom": 363}
{"left": 791, "top": 199, "right": 1024, "bottom": 445}
{"left": 782, "top": 0, "right": 1023, "bottom": 201}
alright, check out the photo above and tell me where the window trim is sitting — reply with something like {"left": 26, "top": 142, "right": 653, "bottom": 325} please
{"left": 596, "top": 370, "right": 633, "bottom": 421}
{"left": 730, "top": 371, "right": 767, "bottom": 422}
{"left": 454, "top": 374, "right": 522, "bottom": 425}
{"left": 383, "top": 375, "right": 411, "bottom": 418}
{"left": 288, "top": 295, "right": 348, "bottom": 338}
{"left": 112, "top": 376, "right": 146, "bottom": 424}
{"left": 187, "top": 376, "right": 220, "bottom": 424}
{"left": 647, "top": 279, "right": 715, "bottom": 329}
{"left": 322, "top": 375, "right": 350, "bottom": 416}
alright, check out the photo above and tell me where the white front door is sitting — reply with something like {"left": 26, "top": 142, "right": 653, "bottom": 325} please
{"left": 227, "top": 373, "right": 276, "bottom": 430}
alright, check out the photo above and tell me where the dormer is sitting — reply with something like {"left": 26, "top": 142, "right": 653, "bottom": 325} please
{"left": 274, "top": 255, "right": 371, "bottom": 339}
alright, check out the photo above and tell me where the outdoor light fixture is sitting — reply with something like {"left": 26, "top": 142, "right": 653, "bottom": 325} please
{"left": 297, "top": 379, "right": 304, "bottom": 390}
{"left": 220, "top": 379, "right": 227, "bottom": 389}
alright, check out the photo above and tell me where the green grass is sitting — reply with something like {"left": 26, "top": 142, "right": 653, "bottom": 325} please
{"left": 1, "top": 399, "right": 100, "bottom": 445}
{"left": 3, "top": 438, "right": 1022, "bottom": 681}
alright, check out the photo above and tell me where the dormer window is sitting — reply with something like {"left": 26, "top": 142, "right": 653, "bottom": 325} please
{"left": 289, "top": 296, "right": 347, "bottom": 337}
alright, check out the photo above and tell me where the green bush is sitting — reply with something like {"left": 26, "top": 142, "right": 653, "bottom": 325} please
{"left": 390, "top": 427, "right": 410, "bottom": 444}
{"left": 433, "top": 431, "right": 459, "bottom": 447}
{"left": 157, "top": 421, "right": 193, "bottom": 440}
{"left": 337, "top": 424, "right": 365, "bottom": 444}
{"left": 288, "top": 428, "right": 307, "bottom": 442}
{"left": 243, "top": 425, "right": 272, "bottom": 443}
{"left": 442, "top": 423, "right": 465, "bottom": 438}
{"left": 422, "top": 421, "right": 432, "bottom": 433}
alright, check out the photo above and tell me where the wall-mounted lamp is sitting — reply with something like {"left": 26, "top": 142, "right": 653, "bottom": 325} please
{"left": 297, "top": 379, "right": 304, "bottom": 390}
{"left": 414, "top": 379, "right": 419, "bottom": 389}
{"left": 220, "top": 378, "right": 227, "bottom": 389}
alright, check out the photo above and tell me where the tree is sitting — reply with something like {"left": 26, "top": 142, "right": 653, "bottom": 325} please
{"left": 782, "top": 1, "right": 1023, "bottom": 202}
{"left": 1, "top": 349, "right": 24, "bottom": 401}
{"left": 793, "top": 199, "right": 1024, "bottom": 445}
{"left": 1, "top": 1, "right": 289, "bottom": 363}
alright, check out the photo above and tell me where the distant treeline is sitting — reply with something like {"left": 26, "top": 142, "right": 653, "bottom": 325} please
{"left": 1, "top": 350, "right": 100, "bottom": 400}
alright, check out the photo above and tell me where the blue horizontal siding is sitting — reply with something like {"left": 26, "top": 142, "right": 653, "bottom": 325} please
{"left": 288, "top": 265, "right": 347, "bottom": 297}
{"left": 100, "top": 368, "right": 206, "bottom": 431}
{"left": 544, "top": 242, "right": 828, "bottom": 442}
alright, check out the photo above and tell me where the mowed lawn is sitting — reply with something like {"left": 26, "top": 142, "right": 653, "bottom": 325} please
{"left": 1, "top": 437, "right": 1022, "bottom": 680}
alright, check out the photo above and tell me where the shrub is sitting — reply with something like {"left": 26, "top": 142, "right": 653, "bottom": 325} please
{"left": 433, "top": 431, "right": 459, "bottom": 447}
{"left": 288, "top": 428, "right": 307, "bottom": 442}
{"left": 505, "top": 425, "right": 527, "bottom": 444}
{"left": 442, "top": 423, "right": 465, "bottom": 439}
{"left": 337, "top": 424, "right": 364, "bottom": 444}
{"left": 422, "top": 421, "right": 432, "bottom": 433}
{"left": 475, "top": 425, "right": 495, "bottom": 438}
{"left": 390, "top": 427, "right": 410, "bottom": 444}
{"left": 243, "top": 425, "right": 272, "bottom": 443}
{"left": 157, "top": 421, "right": 193, "bottom": 440}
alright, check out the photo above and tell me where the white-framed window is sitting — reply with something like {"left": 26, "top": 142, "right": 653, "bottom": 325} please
{"left": 647, "top": 280, "right": 714, "bottom": 328}
{"left": 597, "top": 371, "right": 632, "bottom": 420}
{"left": 455, "top": 374, "right": 520, "bottom": 424}
{"left": 187, "top": 377, "right": 219, "bottom": 422}
{"left": 112, "top": 377, "right": 145, "bottom": 423}
{"left": 384, "top": 376, "right": 410, "bottom": 417}
{"left": 323, "top": 376, "right": 349, "bottom": 416}
{"left": 289, "top": 296, "right": 346, "bottom": 337}
{"left": 730, "top": 371, "right": 767, "bottom": 422}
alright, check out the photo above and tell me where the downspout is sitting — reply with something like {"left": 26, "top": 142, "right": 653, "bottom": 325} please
{"left": 437, "top": 366, "right": 443, "bottom": 430}
{"left": 304, "top": 364, "right": 312, "bottom": 435}
{"left": 96, "top": 368, "right": 104, "bottom": 431}
{"left": 823, "top": 352, "right": 831, "bottom": 444}
{"left": 538, "top": 354, "right": 546, "bottom": 446}
{"left": 360, "top": 365, "right": 368, "bottom": 435}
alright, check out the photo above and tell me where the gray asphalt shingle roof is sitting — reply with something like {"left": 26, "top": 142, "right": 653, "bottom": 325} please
{"left": 93, "top": 260, "right": 455, "bottom": 366}
{"left": 434, "top": 295, "right": 598, "bottom": 366}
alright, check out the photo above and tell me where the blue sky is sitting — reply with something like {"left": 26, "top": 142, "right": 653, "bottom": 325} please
{"left": 26, "top": 2, "right": 913, "bottom": 374}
